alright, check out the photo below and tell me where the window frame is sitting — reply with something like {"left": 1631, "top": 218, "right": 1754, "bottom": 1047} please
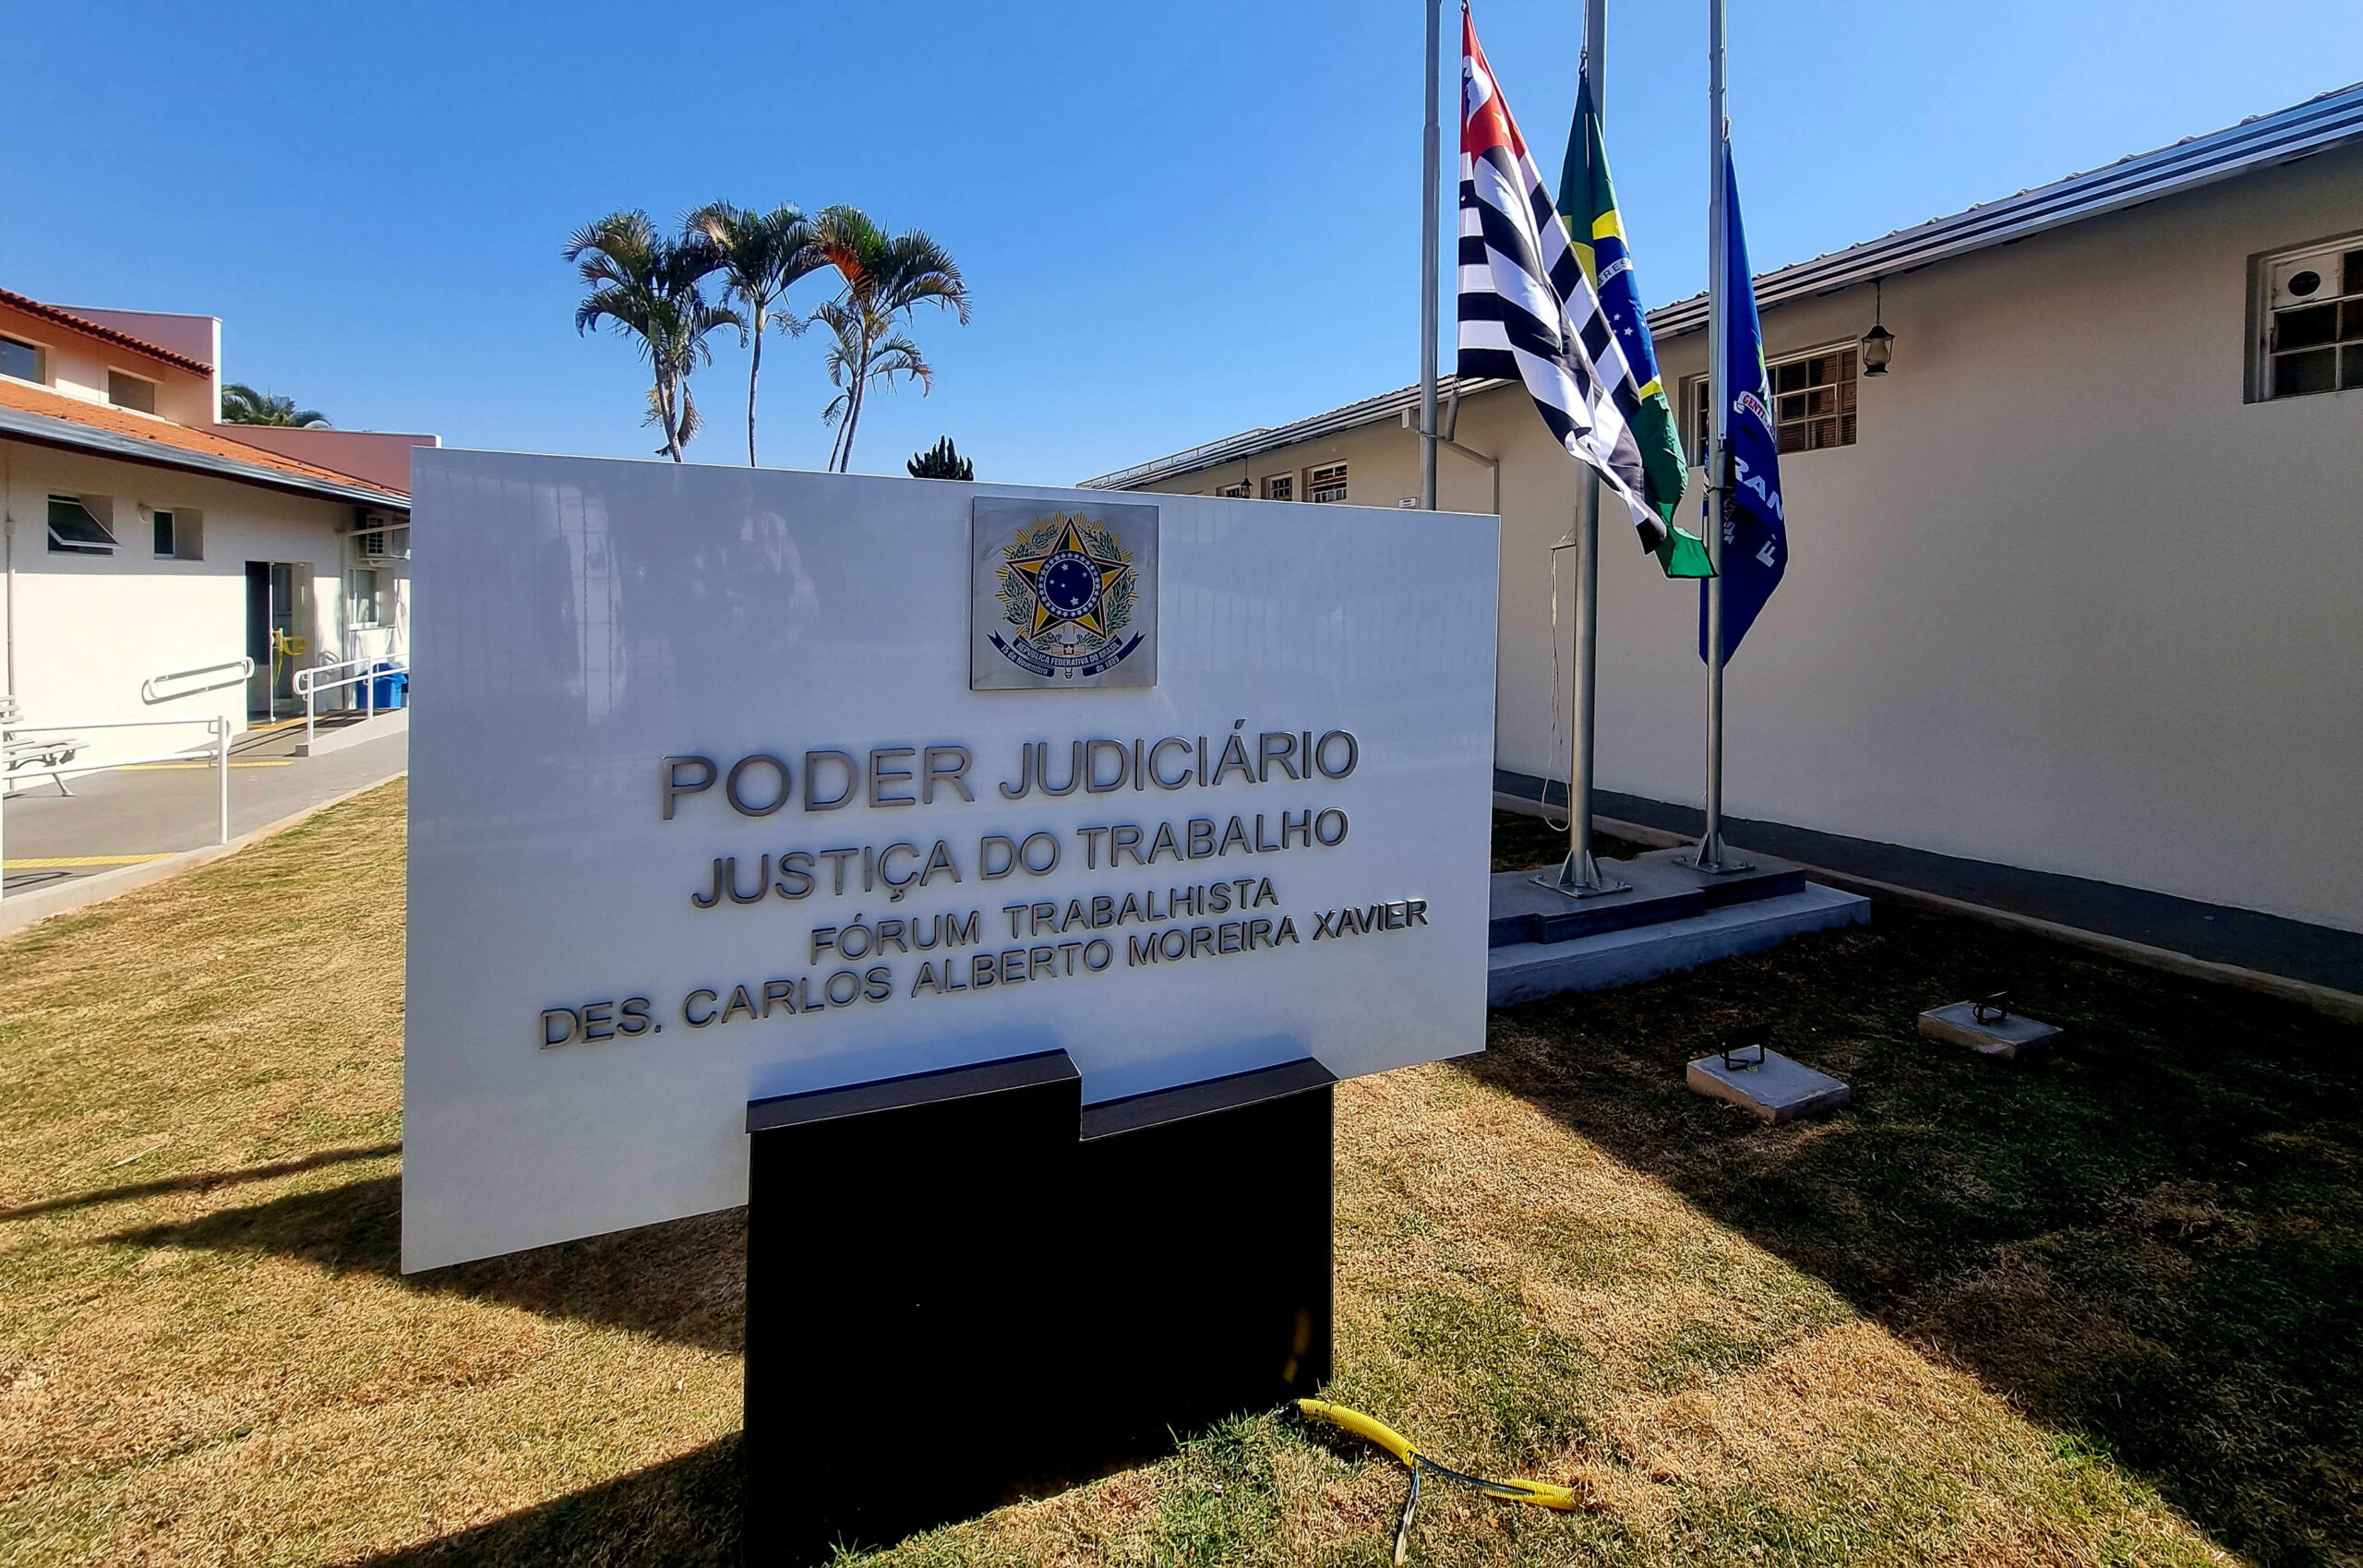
{"left": 149, "top": 506, "right": 202, "bottom": 561}
{"left": 105, "top": 367, "right": 160, "bottom": 414}
{"left": 1307, "top": 462, "right": 1349, "bottom": 503}
{"left": 1216, "top": 481, "right": 1252, "bottom": 499}
{"left": 46, "top": 494, "right": 117, "bottom": 556}
{"left": 2249, "top": 229, "right": 2363, "bottom": 404}
{"left": 347, "top": 566, "right": 390, "bottom": 629}
{"left": 1261, "top": 473, "right": 1295, "bottom": 501}
{"left": 0, "top": 331, "right": 45, "bottom": 385}
{"left": 1685, "top": 340, "right": 1861, "bottom": 464}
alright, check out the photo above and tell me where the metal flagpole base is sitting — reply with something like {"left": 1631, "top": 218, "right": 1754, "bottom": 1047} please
{"left": 1683, "top": 832, "right": 1754, "bottom": 876}
{"left": 1531, "top": 851, "right": 1631, "bottom": 900}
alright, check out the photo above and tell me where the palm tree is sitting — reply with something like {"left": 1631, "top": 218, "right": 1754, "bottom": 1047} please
{"left": 565, "top": 211, "right": 740, "bottom": 461}
{"left": 815, "top": 299, "right": 931, "bottom": 463}
{"left": 687, "top": 202, "right": 824, "bottom": 467}
{"left": 809, "top": 206, "right": 970, "bottom": 473}
{"left": 907, "top": 437, "right": 973, "bottom": 480}
{"left": 220, "top": 384, "right": 329, "bottom": 427}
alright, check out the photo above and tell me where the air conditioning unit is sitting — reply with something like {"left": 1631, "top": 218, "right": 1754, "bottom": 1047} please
{"left": 354, "top": 517, "right": 411, "bottom": 565}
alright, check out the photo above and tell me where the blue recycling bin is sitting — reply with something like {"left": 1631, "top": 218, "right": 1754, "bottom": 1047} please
{"left": 369, "top": 664, "right": 408, "bottom": 711}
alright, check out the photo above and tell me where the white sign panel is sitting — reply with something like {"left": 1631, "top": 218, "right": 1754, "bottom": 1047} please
{"left": 403, "top": 452, "right": 1498, "bottom": 1272}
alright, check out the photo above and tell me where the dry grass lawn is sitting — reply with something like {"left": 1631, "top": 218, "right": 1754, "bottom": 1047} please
{"left": 1, "top": 787, "right": 2354, "bottom": 1565}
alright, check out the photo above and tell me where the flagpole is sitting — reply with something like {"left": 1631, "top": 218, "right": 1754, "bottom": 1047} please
{"left": 1692, "top": 0, "right": 1745, "bottom": 873}
{"left": 1551, "top": 0, "right": 1625, "bottom": 898}
{"left": 1421, "top": 0, "right": 1441, "bottom": 511}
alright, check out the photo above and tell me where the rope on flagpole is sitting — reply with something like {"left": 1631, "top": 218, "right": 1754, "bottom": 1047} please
{"left": 1541, "top": 524, "right": 1577, "bottom": 832}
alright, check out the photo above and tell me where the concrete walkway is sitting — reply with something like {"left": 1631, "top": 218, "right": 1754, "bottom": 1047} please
{"left": 3, "top": 722, "right": 405, "bottom": 905}
{"left": 1497, "top": 769, "right": 2363, "bottom": 1006}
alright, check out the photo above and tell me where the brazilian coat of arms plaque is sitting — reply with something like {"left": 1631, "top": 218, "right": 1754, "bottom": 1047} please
{"left": 969, "top": 497, "right": 1158, "bottom": 689}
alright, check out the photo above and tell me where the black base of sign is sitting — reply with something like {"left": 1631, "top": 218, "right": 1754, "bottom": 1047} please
{"left": 743, "top": 1052, "right": 1334, "bottom": 1562}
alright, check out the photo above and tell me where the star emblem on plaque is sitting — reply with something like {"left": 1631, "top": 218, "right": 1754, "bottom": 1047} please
{"left": 970, "top": 497, "right": 1158, "bottom": 688}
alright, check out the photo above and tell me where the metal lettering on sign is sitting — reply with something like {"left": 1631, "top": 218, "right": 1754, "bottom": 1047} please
{"left": 971, "top": 498, "right": 1158, "bottom": 689}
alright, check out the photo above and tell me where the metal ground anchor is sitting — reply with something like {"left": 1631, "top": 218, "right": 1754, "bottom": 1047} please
{"left": 1530, "top": 849, "right": 1631, "bottom": 900}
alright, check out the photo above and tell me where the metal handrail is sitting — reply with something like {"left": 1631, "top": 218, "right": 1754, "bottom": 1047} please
{"left": 294, "top": 655, "right": 408, "bottom": 749}
{"left": 140, "top": 657, "right": 256, "bottom": 704}
{"left": 0, "top": 715, "right": 231, "bottom": 903}
{"left": 5, "top": 715, "right": 232, "bottom": 734}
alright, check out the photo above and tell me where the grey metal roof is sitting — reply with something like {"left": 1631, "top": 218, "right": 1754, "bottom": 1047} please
{"left": 1651, "top": 78, "right": 2363, "bottom": 337}
{"left": 1083, "top": 80, "right": 2363, "bottom": 491}
{"left": 1080, "top": 375, "right": 1504, "bottom": 493}
{"left": 0, "top": 403, "right": 409, "bottom": 511}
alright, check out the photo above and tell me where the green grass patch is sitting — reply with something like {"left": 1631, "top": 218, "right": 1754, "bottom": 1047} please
{"left": 1, "top": 788, "right": 2349, "bottom": 1565}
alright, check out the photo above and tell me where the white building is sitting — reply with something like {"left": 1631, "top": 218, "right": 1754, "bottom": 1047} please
{"left": 1086, "top": 85, "right": 2363, "bottom": 937}
{"left": 0, "top": 288, "right": 431, "bottom": 758}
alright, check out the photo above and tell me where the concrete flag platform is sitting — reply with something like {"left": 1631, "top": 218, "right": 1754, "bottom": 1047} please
{"left": 1486, "top": 847, "right": 1869, "bottom": 1007}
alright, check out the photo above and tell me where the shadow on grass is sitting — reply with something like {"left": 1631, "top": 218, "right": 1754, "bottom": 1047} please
{"left": 1468, "top": 905, "right": 2363, "bottom": 1567}
{"left": 348, "top": 1434, "right": 742, "bottom": 1567}
{"left": 0, "top": 1143, "right": 402, "bottom": 1222}
{"left": 108, "top": 1173, "right": 747, "bottom": 1355}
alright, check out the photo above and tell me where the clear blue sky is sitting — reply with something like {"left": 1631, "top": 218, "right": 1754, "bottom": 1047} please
{"left": 3, "top": 2, "right": 2357, "bottom": 484}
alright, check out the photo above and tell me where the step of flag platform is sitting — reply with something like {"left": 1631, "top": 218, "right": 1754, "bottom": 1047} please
{"left": 1485, "top": 848, "right": 1869, "bottom": 1007}
{"left": 1685, "top": 1048, "right": 1852, "bottom": 1123}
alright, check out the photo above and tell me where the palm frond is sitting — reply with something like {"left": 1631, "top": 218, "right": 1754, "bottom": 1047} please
{"left": 567, "top": 206, "right": 742, "bottom": 457}
{"left": 864, "top": 334, "right": 933, "bottom": 395}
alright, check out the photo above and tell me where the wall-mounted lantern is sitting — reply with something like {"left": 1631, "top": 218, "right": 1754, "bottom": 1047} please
{"left": 1861, "top": 278, "right": 1895, "bottom": 376}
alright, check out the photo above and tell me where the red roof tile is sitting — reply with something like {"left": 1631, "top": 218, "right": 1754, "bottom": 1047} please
{"left": 0, "top": 377, "right": 406, "bottom": 498}
{"left": 0, "top": 288, "right": 215, "bottom": 377}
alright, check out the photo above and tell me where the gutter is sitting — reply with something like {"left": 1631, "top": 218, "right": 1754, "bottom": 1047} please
{"left": 0, "top": 406, "right": 409, "bottom": 512}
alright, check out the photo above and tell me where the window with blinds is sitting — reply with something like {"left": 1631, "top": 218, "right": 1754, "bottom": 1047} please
{"left": 1308, "top": 463, "right": 1349, "bottom": 503}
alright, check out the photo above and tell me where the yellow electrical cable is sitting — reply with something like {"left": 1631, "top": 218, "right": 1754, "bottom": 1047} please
{"left": 1295, "top": 1398, "right": 1580, "bottom": 1511}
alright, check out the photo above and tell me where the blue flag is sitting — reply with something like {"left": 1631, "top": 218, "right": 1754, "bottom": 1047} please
{"left": 1699, "top": 141, "right": 1787, "bottom": 665}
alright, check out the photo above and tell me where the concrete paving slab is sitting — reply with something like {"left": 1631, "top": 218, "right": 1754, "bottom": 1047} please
{"left": 1918, "top": 1000, "right": 2061, "bottom": 1059}
{"left": 3, "top": 731, "right": 406, "bottom": 901}
{"left": 1496, "top": 767, "right": 2363, "bottom": 999}
{"left": 1686, "top": 1048, "right": 1852, "bottom": 1123}
{"left": 1487, "top": 882, "right": 1870, "bottom": 1007}
{"left": 294, "top": 708, "right": 406, "bottom": 758}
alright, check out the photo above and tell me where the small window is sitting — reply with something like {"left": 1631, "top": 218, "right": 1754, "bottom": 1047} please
{"left": 0, "top": 335, "right": 41, "bottom": 382}
{"left": 1308, "top": 463, "right": 1349, "bottom": 503}
{"left": 1217, "top": 482, "right": 1252, "bottom": 498}
{"left": 1690, "top": 346, "right": 1860, "bottom": 462}
{"left": 2259, "top": 238, "right": 2363, "bottom": 401}
{"left": 46, "top": 495, "right": 116, "bottom": 555}
{"left": 107, "top": 370, "right": 158, "bottom": 413}
{"left": 348, "top": 567, "right": 389, "bottom": 628}
{"left": 1262, "top": 473, "right": 1294, "bottom": 501}
{"left": 150, "top": 508, "right": 202, "bottom": 561}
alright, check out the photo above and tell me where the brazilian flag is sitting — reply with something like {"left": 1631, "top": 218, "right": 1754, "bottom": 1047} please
{"left": 1559, "top": 74, "right": 1712, "bottom": 579}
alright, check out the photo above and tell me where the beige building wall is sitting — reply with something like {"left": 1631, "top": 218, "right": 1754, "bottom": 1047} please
{"left": 0, "top": 300, "right": 215, "bottom": 427}
{"left": 2, "top": 442, "right": 402, "bottom": 760}
{"left": 54, "top": 306, "right": 222, "bottom": 421}
{"left": 1129, "top": 146, "right": 2363, "bottom": 933}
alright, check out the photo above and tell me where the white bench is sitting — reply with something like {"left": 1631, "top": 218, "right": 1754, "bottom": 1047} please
{"left": 1, "top": 694, "right": 87, "bottom": 797}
